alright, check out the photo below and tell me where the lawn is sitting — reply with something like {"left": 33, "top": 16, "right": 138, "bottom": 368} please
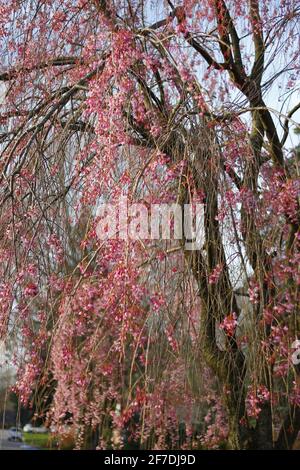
{"left": 23, "top": 432, "right": 51, "bottom": 449}
{"left": 23, "top": 432, "right": 74, "bottom": 450}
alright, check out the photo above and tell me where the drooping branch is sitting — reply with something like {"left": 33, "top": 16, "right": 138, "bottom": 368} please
{"left": 0, "top": 57, "right": 85, "bottom": 82}
{"left": 281, "top": 101, "right": 300, "bottom": 147}
{"left": 275, "top": 403, "right": 300, "bottom": 450}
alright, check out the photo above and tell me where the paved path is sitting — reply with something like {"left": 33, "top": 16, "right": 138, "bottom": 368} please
{"left": 0, "top": 429, "right": 38, "bottom": 450}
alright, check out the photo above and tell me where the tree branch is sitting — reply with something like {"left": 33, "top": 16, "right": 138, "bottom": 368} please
{"left": 275, "top": 404, "right": 300, "bottom": 449}
{"left": 0, "top": 57, "right": 84, "bottom": 82}
{"left": 249, "top": 0, "right": 265, "bottom": 84}
{"left": 281, "top": 101, "right": 300, "bottom": 147}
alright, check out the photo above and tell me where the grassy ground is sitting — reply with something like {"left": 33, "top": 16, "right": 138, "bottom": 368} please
{"left": 23, "top": 432, "right": 74, "bottom": 450}
{"left": 23, "top": 432, "right": 50, "bottom": 449}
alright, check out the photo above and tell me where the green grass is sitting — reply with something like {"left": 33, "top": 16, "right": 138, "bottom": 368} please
{"left": 23, "top": 432, "right": 50, "bottom": 449}
{"left": 23, "top": 431, "right": 75, "bottom": 450}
